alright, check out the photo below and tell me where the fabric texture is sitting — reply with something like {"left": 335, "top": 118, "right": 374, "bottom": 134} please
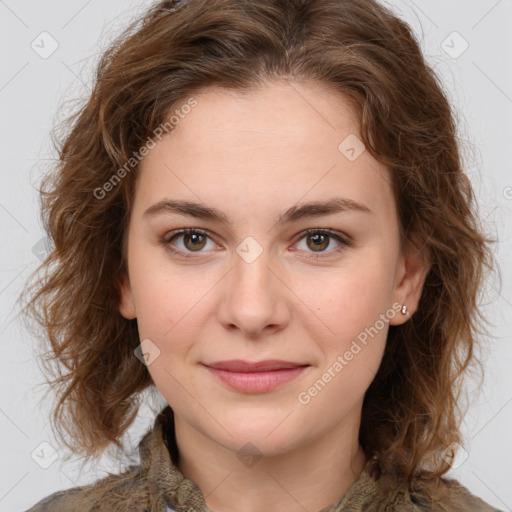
{"left": 25, "top": 405, "right": 503, "bottom": 512}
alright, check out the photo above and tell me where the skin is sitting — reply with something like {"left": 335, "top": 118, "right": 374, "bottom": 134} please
{"left": 118, "top": 79, "right": 430, "bottom": 512}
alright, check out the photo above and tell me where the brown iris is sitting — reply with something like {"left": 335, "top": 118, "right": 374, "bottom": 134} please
{"left": 306, "top": 233, "right": 329, "bottom": 252}
{"left": 183, "top": 233, "right": 207, "bottom": 251}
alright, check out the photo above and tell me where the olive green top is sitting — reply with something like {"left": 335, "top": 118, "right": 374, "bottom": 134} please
{"left": 26, "top": 406, "right": 503, "bottom": 512}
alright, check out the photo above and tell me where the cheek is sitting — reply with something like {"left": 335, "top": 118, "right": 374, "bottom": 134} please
{"left": 297, "top": 259, "right": 394, "bottom": 340}
{"left": 129, "top": 258, "right": 214, "bottom": 363}
{"left": 299, "top": 269, "right": 391, "bottom": 406}
{"left": 128, "top": 259, "right": 185, "bottom": 343}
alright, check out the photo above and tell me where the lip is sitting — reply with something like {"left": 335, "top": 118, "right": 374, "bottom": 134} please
{"left": 202, "top": 360, "right": 310, "bottom": 393}
{"left": 204, "top": 359, "right": 309, "bottom": 372}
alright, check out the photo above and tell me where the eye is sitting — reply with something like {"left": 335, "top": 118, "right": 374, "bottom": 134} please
{"left": 162, "top": 228, "right": 352, "bottom": 259}
{"left": 293, "top": 228, "right": 352, "bottom": 258}
{"left": 163, "top": 228, "right": 219, "bottom": 258}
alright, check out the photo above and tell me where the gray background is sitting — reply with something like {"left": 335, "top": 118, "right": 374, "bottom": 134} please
{"left": 0, "top": 0, "right": 511, "bottom": 510}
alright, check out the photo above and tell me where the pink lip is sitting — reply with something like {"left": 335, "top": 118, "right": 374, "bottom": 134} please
{"left": 202, "top": 360, "right": 310, "bottom": 393}
{"left": 205, "top": 359, "right": 308, "bottom": 372}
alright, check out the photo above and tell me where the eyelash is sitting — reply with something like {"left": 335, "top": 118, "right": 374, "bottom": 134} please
{"left": 161, "top": 228, "right": 352, "bottom": 260}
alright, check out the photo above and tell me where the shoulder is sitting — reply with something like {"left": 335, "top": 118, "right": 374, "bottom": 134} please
{"left": 406, "top": 473, "right": 503, "bottom": 512}
{"left": 24, "top": 465, "right": 149, "bottom": 512}
{"left": 327, "top": 460, "right": 503, "bottom": 512}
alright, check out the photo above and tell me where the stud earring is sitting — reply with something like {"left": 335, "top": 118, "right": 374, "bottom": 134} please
{"left": 401, "top": 305, "right": 409, "bottom": 315}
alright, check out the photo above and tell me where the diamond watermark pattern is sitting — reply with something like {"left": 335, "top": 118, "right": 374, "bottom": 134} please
{"left": 338, "top": 134, "right": 365, "bottom": 161}
{"left": 31, "top": 441, "right": 58, "bottom": 469}
{"left": 236, "top": 236, "right": 263, "bottom": 264}
{"left": 441, "top": 31, "right": 469, "bottom": 59}
{"left": 31, "top": 236, "right": 54, "bottom": 262}
{"left": 134, "top": 338, "right": 161, "bottom": 366}
{"left": 236, "top": 442, "right": 263, "bottom": 468}
{"left": 31, "top": 31, "right": 59, "bottom": 59}
{"left": 440, "top": 441, "right": 469, "bottom": 469}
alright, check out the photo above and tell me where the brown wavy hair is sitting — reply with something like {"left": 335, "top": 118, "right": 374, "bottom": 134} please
{"left": 19, "top": 0, "right": 497, "bottom": 484}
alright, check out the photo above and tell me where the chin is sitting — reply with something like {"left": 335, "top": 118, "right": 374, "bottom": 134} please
{"left": 221, "top": 433, "right": 298, "bottom": 460}
{"left": 215, "top": 419, "right": 303, "bottom": 455}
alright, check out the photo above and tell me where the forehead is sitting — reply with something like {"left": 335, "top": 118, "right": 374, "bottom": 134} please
{"left": 169, "top": 80, "right": 362, "bottom": 149}
{"left": 134, "top": 80, "right": 394, "bottom": 225}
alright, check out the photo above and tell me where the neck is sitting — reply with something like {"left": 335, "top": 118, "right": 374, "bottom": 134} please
{"left": 173, "top": 410, "right": 367, "bottom": 512}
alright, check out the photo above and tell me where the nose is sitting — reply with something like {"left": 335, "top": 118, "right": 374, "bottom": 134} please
{"left": 216, "top": 247, "right": 291, "bottom": 338}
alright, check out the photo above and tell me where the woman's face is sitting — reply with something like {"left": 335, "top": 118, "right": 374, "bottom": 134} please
{"left": 118, "top": 80, "right": 427, "bottom": 457}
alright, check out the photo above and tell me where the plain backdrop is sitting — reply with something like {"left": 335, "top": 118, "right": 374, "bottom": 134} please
{"left": 0, "top": 0, "right": 511, "bottom": 511}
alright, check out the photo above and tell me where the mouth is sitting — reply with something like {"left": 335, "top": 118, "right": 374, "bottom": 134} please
{"left": 204, "top": 359, "right": 310, "bottom": 372}
{"left": 202, "top": 359, "right": 311, "bottom": 393}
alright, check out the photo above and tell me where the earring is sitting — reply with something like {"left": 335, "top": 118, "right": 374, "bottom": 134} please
{"left": 401, "top": 305, "right": 409, "bottom": 315}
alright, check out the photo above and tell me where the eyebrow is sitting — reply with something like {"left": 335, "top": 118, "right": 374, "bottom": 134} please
{"left": 143, "top": 197, "right": 374, "bottom": 224}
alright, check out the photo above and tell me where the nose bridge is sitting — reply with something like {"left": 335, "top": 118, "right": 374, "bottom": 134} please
{"left": 232, "top": 237, "right": 277, "bottom": 306}
{"left": 234, "top": 239, "right": 274, "bottom": 295}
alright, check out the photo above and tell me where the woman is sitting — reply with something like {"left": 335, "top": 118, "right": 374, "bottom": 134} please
{"left": 21, "top": 0, "right": 502, "bottom": 510}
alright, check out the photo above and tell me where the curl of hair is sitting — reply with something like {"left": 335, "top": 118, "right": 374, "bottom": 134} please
{"left": 19, "top": 0, "right": 497, "bottom": 487}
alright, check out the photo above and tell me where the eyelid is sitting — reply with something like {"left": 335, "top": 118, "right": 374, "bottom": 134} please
{"left": 163, "top": 227, "right": 211, "bottom": 243}
{"left": 291, "top": 228, "right": 352, "bottom": 259}
{"left": 294, "top": 228, "right": 352, "bottom": 245}
{"left": 162, "top": 227, "right": 352, "bottom": 258}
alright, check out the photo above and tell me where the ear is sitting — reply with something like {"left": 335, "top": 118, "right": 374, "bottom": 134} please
{"left": 117, "top": 272, "right": 137, "bottom": 320}
{"left": 389, "top": 237, "right": 431, "bottom": 326}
